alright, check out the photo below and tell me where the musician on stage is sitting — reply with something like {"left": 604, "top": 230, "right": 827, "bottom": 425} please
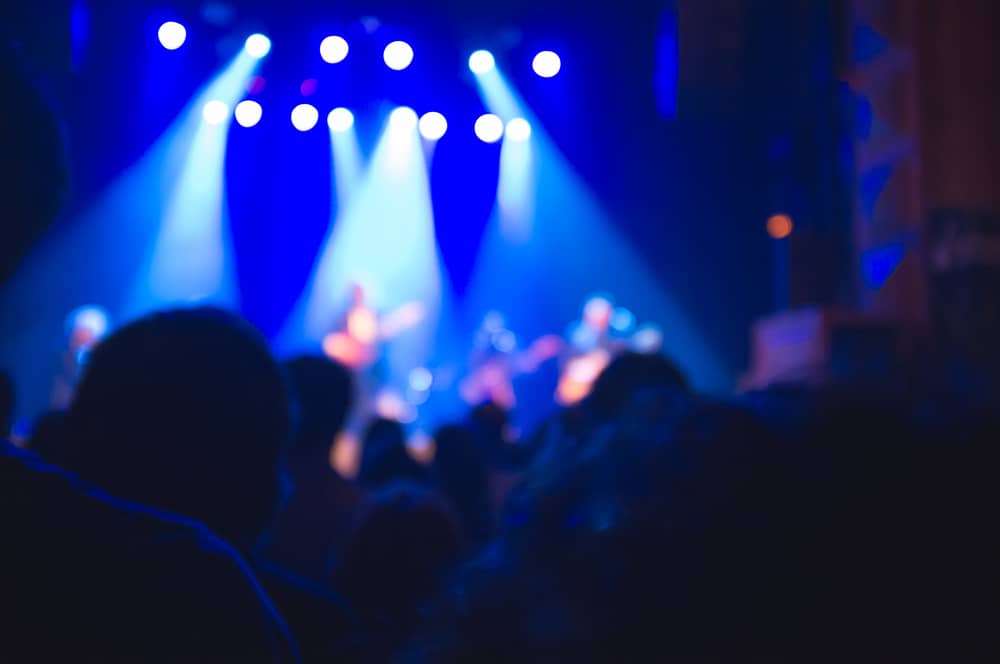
{"left": 556, "top": 294, "right": 663, "bottom": 406}
{"left": 322, "top": 282, "right": 425, "bottom": 423}
{"left": 51, "top": 305, "right": 111, "bottom": 409}
{"left": 459, "top": 312, "right": 562, "bottom": 411}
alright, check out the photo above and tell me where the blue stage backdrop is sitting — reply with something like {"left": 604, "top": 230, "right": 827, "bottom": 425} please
{"left": 0, "top": 0, "right": 776, "bottom": 429}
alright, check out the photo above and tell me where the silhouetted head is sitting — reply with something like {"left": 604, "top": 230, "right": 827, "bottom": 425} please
{"left": 467, "top": 401, "right": 521, "bottom": 468}
{"left": 283, "top": 355, "right": 354, "bottom": 457}
{"left": 0, "top": 46, "right": 68, "bottom": 283}
{"left": 335, "top": 483, "right": 461, "bottom": 650}
{"left": 412, "top": 399, "right": 792, "bottom": 662}
{"left": 414, "top": 388, "right": 1000, "bottom": 662}
{"left": 432, "top": 425, "right": 493, "bottom": 550}
{"left": 0, "top": 370, "right": 14, "bottom": 440}
{"left": 468, "top": 401, "right": 508, "bottom": 441}
{"left": 358, "top": 417, "right": 426, "bottom": 488}
{"left": 586, "top": 351, "right": 689, "bottom": 422}
{"left": 65, "top": 307, "right": 289, "bottom": 548}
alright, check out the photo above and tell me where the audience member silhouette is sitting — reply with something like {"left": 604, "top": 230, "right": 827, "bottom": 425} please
{"left": 357, "top": 417, "right": 427, "bottom": 488}
{"left": 64, "top": 307, "right": 288, "bottom": 548}
{"left": 62, "top": 307, "right": 354, "bottom": 661}
{"left": 335, "top": 483, "right": 461, "bottom": 662}
{"left": 0, "top": 369, "right": 13, "bottom": 441}
{"left": 408, "top": 389, "right": 1000, "bottom": 663}
{"left": 285, "top": 355, "right": 355, "bottom": 452}
{"left": 2, "top": 442, "right": 299, "bottom": 661}
{"left": 431, "top": 425, "right": 493, "bottom": 552}
{"left": 265, "top": 355, "right": 362, "bottom": 582}
{"left": 466, "top": 402, "right": 511, "bottom": 460}
{"left": 585, "top": 350, "right": 689, "bottom": 423}
{"left": 462, "top": 402, "right": 538, "bottom": 517}
{"left": 27, "top": 409, "right": 68, "bottom": 467}
{"left": 0, "top": 47, "right": 297, "bottom": 661}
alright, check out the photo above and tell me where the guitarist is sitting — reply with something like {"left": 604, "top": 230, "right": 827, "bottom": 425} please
{"left": 556, "top": 295, "right": 663, "bottom": 407}
{"left": 322, "top": 283, "right": 426, "bottom": 422}
{"left": 459, "top": 312, "right": 563, "bottom": 410}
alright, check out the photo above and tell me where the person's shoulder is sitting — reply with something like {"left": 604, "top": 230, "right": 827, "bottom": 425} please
{"left": 254, "top": 559, "right": 359, "bottom": 661}
{"left": 0, "top": 441, "right": 300, "bottom": 662}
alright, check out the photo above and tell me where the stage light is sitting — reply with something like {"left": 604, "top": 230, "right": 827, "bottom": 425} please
{"left": 328, "top": 107, "right": 354, "bottom": 133}
{"left": 244, "top": 33, "right": 271, "bottom": 59}
{"left": 408, "top": 367, "right": 433, "bottom": 392}
{"left": 234, "top": 100, "right": 262, "bottom": 128}
{"left": 468, "top": 50, "right": 495, "bottom": 74}
{"left": 532, "top": 50, "right": 561, "bottom": 78}
{"left": 418, "top": 112, "right": 448, "bottom": 140}
{"left": 288, "top": 98, "right": 443, "bottom": 387}
{"left": 383, "top": 40, "right": 414, "bottom": 71}
{"left": 202, "top": 100, "right": 230, "bottom": 125}
{"left": 611, "top": 307, "right": 636, "bottom": 334}
{"left": 474, "top": 113, "right": 504, "bottom": 143}
{"left": 320, "top": 35, "right": 349, "bottom": 64}
{"left": 67, "top": 305, "right": 111, "bottom": 343}
{"left": 158, "top": 21, "right": 187, "bottom": 50}
{"left": 632, "top": 324, "right": 664, "bottom": 353}
{"left": 390, "top": 106, "right": 418, "bottom": 131}
{"left": 505, "top": 117, "right": 532, "bottom": 141}
{"left": 291, "top": 103, "right": 319, "bottom": 131}
{"left": 767, "top": 213, "right": 794, "bottom": 239}
{"left": 299, "top": 78, "right": 318, "bottom": 97}
{"left": 495, "top": 330, "right": 517, "bottom": 353}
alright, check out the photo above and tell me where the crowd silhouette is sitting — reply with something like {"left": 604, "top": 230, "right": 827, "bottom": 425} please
{"left": 3, "top": 44, "right": 1000, "bottom": 663}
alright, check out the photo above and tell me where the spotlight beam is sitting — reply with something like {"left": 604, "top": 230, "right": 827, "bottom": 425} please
{"left": 129, "top": 50, "right": 263, "bottom": 313}
{"left": 278, "top": 108, "right": 451, "bottom": 390}
{"left": 467, "top": 63, "right": 728, "bottom": 391}
{"left": 0, "top": 50, "right": 262, "bottom": 420}
{"left": 329, "top": 118, "right": 364, "bottom": 209}
{"left": 497, "top": 132, "right": 536, "bottom": 243}
{"left": 471, "top": 67, "right": 522, "bottom": 122}
{"left": 473, "top": 68, "right": 536, "bottom": 239}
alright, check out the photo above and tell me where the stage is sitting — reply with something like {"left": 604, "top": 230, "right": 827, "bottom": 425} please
{"left": 0, "top": 2, "right": 776, "bottom": 431}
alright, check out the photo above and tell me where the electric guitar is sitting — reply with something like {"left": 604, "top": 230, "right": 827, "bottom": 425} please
{"left": 458, "top": 334, "right": 564, "bottom": 409}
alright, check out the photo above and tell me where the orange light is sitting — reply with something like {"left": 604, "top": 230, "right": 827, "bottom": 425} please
{"left": 408, "top": 431, "right": 436, "bottom": 465}
{"left": 322, "top": 332, "right": 364, "bottom": 368}
{"left": 767, "top": 214, "right": 794, "bottom": 239}
{"left": 347, "top": 307, "right": 378, "bottom": 344}
{"left": 555, "top": 349, "right": 612, "bottom": 406}
{"left": 331, "top": 431, "right": 361, "bottom": 479}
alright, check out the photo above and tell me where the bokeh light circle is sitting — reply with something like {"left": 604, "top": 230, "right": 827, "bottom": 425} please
{"left": 474, "top": 113, "right": 504, "bottom": 143}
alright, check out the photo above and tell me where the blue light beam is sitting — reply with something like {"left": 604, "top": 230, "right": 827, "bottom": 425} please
{"left": 329, "top": 116, "right": 364, "bottom": 210}
{"left": 128, "top": 49, "right": 261, "bottom": 314}
{"left": 0, "top": 50, "right": 262, "bottom": 421}
{"left": 497, "top": 128, "right": 536, "bottom": 243}
{"left": 468, "top": 66, "right": 728, "bottom": 391}
{"left": 278, "top": 106, "right": 451, "bottom": 392}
